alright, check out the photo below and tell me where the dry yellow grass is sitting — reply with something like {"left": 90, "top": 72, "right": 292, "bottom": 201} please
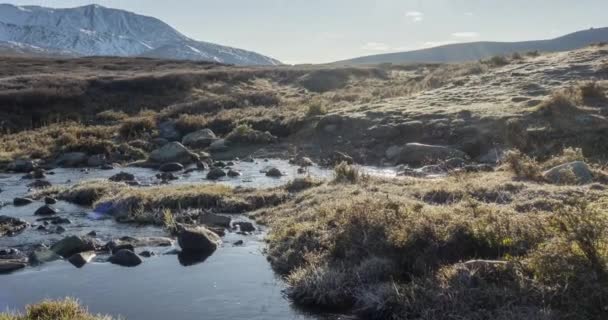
{"left": 0, "top": 298, "right": 113, "bottom": 320}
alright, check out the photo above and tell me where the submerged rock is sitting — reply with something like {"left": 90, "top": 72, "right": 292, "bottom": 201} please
{"left": 227, "top": 169, "right": 241, "bottom": 177}
{"left": 208, "top": 139, "right": 228, "bottom": 152}
{"left": 34, "top": 205, "right": 59, "bottom": 216}
{"left": 44, "top": 196, "right": 57, "bottom": 205}
{"left": 182, "top": 129, "right": 217, "bottom": 148}
{"left": 207, "top": 167, "right": 226, "bottom": 180}
{"left": 51, "top": 235, "right": 97, "bottom": 258}
{"left": 543, "top": 161, "right": 593, "bottom": 185}
{"left": 159, "top": 162, "right": 184, "bottom": 172}
{"left": 149, "top": 142, "right": 199, "bottom": 164}
{"left": 87, "top": 154, "right": 107, "bottom": 167}
{"left": 108, "top": 249, "right": 142, "bottom": 267}
{"left": 29, "top": 247, "right": 62, "bottom": 265}
{"left": 178, "top": 226, "right": 221, "bottom": 254}
{"left": 0, "top": 216, "right": 28, "bottom": 237}
{"left": 68, "top": 251, "right": 96, "bottom": 268}
{"left": 27, "top": 180, "right": 52, "bottom": 189}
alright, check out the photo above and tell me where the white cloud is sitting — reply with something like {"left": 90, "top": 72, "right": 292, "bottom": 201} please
{"left": 423, "top": 41, "right": 457, "bottom": 48}
{"left": 451, "top": 32, "right": 480, "bottom": 38}
{"left": 464, "top": 12, "right": 474, "bottom": 16}
{"left": 405, "top": 11, "right": 424, "bottom": 22}
{"left": 361, "top": 42, "right": 391, "bottom": 51}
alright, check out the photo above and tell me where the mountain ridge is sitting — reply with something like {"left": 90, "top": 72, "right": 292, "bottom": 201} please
{"left": 0, "top": 3, "right": 281, "bottom": 65}
{"left": 335, "top": 27, "right": 608, "bottom": 65}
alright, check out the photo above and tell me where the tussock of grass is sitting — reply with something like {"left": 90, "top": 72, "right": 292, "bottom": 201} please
{"left": 225, "top": 124, "right": 277, "bottom": 144}
{"left": 118, "top": 116, "right": 156, "bottom": 139}
{"left": 258, "top": 168, "right": 608, "bottom": 319}
{"left": 0, "top": 298, "right": 113, "bottom": 320}
{"left": 332, "top": 162, "right": 361, "bottom": 184}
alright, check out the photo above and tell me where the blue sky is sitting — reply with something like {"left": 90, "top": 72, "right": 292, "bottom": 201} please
{"left": 4, "top": 0, "right": 608, "bottom": 63}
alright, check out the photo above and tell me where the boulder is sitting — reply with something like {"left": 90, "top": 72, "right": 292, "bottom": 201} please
{"left": 368, "top": 124, "right": 400, "bottom": 139}
{"left": 56, "top": 152, "right": 88, "bottom": 167}
{"left": 111, "top": 244, "right": 135, "bottom": 255}
{"left": 159, "top": 162, "right": 184, "bottom": 172}
{"left": 0, "top": 216, "right": 28, "bottom": 237}
{"left": 0, "top": 248, "right": 25, "bottom": 260}
{"left": 397, "top": 143, "right": 467, "bottom": 166}
{"left": 296, "top": 157, "right": 314, "bottom": 167}
{"left": 0, "top": 259, "right": 26, "bottom": 274}
{"left": 178, "top": 226, "right": 221, "bottom": 254}
{"left": 156, "top": 172, "right": 178, "bottom": 181}
{"left": 182, "top": 129, "right": 217, "bottom": 148}
{"left": 51, "top": 235, "right": 97, "bottom": 258}
{"left": 207, "top": 167, "right": 226, "bottom": 180}
{"left": 87, "top": 154, "right": 107, "bottom": 167}
{"left": 208, "top": 139, "right": 229, "bottom": 152}
{"left": 149, "top": 142, "right": 199, "bottom": 164}
{"left": 199, "top": 213, "right": 231, "bottom": 228}
{"left": 543, "top": 161, "right": 593, "bottom": 185}
{"left": 108, "top": 249, "right": 142, "bottom": 267}
{"left": 139, "top": 251, "right": 156, "bottom": 258}
{"left": 109, "top": 172, "right": 135, "bottom": 182}
{"left": 234, "top": 221, "right": 255, "bottom": 233}
{"left": 8, "top": 159, "right": 36, "bottom": 173}
{"left": 68, "top": 251, "right": 96, "bottom": 268}
{"left": 13, "top": 197, "right": 34, "bottom": 206}
{"left": 34, "top": 205, "right": 59, "bottom": 216}
{"left": 265, "top": 167, "right": 283, "bottom": 177}
{"left": 444, "top": 158, "right": 466, "bottom": 169}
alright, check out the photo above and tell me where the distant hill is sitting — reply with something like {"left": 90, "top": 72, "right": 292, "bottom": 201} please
{"left": 0, "top": 3, "right": 281, "bottom": 65}
{"left": 335, "top": 27, "right": 608, "bottom": 65}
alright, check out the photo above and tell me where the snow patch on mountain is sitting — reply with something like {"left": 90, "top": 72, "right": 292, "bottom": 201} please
{"left": 0, "top": 3, "right": 281, "bottom": 65}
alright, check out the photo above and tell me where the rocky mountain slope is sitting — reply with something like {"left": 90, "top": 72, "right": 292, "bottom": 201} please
{"left": 336, "top": 27, "right": 608, "bottom": 65}
{"left": 0, "top": 3, "right": 280, "bottom": 65}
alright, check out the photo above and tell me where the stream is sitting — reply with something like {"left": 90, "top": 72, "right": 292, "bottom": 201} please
{"left": 0, "top": 159, "right": 395, "bottom": 319}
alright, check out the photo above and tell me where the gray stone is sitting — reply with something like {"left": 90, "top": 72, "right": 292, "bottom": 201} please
{"left": 207, "top": 167, "right": 226, "bottom": 180}
{"left": 51, "top": 235, "right": 97, "bottom": 258}
{"left": 29, "top": 248, "right": 62, "bottom": 265}
{"left": 109, "top": 171, "right": 135, "bottom": 182}
{"left": 111, "top": 244, "right": 135, "bottom": 254}
{"left": 199, "top": 213, "right": 231, "bottom": 228}
{"left": 227, "top": 169, "right": 241, "bottom": 177}
{"left": 68, "top": 251, "right": 96, "bottom": 268}
{"left": 444, "top": 158, "right": 466, "bottom": 169}
{"left": 159, "top": 162, "right": 184, "bottom": 172}
{"left": 328, "top": 151, "right": 354, "bottom": 165}
{"left": 8, "top": 159, "right": 36, "bottom": 173}
{"left": 234, "top": 221, "right": 255, "bottom": 233}
{"left": 27, "top": 180, "right": 52, "bottom": 189}
{"left": 44, "top": 197, "right": 57, "bottom": 205}
{"left": 182, "top": 129, "right": 217, "bottom": 148}
{"left": 368, "top": 124, "right": 399, "bottom": 139}
{"left": 543, "top": 161, "right": 593, "bottom": 185}
{"left": 0, "top": 259, "right": 26, "bottom": 274}
{"left": 149, "top": 142, "right": 199, "bottom": 164}
{"left": 397, "top": 143, "right": 467, "bottom": 166}
{"left": 108, "top": 249, "right": 142, "bottom": 267}
{"left": 208, "top": 139, "right": 228, "bottom": 152}
{"left": 87, "top": 154, "right": 107, "bottom": 167}
{"left": 296, "top": 157, "right": 314, "bottom": 167}
{"left": 13, "top": 197, "right": 33, "bottom": 206}
{"left": 56, "top": 152, "right": 88, "bottom": 167}
{"left": 265, "top": 167, "right": 283, "bottom": 177}
{"left": 178, "top": 226, "right": 222, "bottom": 254}
{"left": 34, "top": 205, "right": 58, "bottom": 216}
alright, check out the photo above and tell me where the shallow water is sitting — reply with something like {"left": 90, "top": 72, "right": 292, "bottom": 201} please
{"left": 0, "top": 159, "right": 391, "bottom": 319}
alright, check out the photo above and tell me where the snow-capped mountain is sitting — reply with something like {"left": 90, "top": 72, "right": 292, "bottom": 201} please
{"left": 0, "top": 3, "right": 281, "bottom": 65}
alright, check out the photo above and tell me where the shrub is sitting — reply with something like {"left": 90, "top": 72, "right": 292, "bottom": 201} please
{"left": 333, "top": 162, "right": 361, "bottom": 183}
{"left": 503, "top": 150, "right": 543, "bottom": 181}
{"left": 118, "top": 116, "right": 156, "bottom": 139}
{"left": 485, "top": 55, "right": 510, "bottom": 67}
{"left": 578, "top": 81, "right": 606, "bottom": 103}
{"left": 537, "top": 89, "right": 579, "bottom": 116}
{"left": 96, "top": 110, "right": 128, "bottom": 122}
{"left": 0, "top": 298, "right": 113, "bottom": 320}
{"left": 225, "top": 124, "right": 277, "bottom": 144}
{"left": 306, "top": 102, "right": 327, "bottom": 117}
